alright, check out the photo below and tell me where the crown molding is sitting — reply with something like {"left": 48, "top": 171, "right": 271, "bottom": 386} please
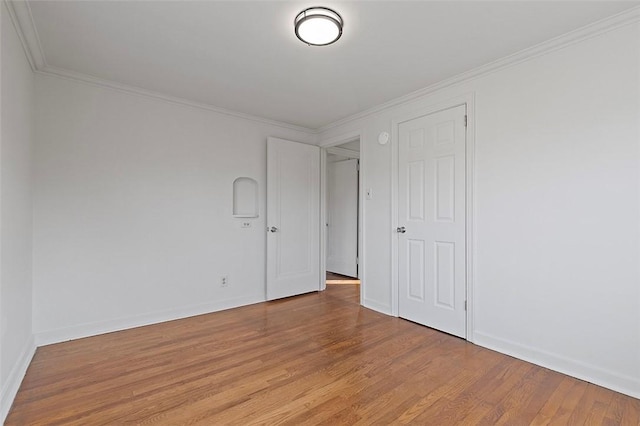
{"left": 6, "top": 0, "right": 639, "bottom": 136}
{"left": 3, "top": 0, "right": 46, "bottom": 71}
{"left": 5, "top": 0, "right": 316, "bottom": 135}
{"left": 317, "top": 5, "right": 640, "bottom": 134}
{"left": 36, "top": 66, "right": 318, "bottom": 135}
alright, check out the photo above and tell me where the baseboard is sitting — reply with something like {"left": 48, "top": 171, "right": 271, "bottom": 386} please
{"left": 1, "top": 335, "right": 37, "bottom": 424}
{"left": 35, "top": 294, "right": 265, "bottom": 346}
{"left": 474, "top": 331, "right": 640, "bottom": 399}
{"left": 362, "top": 298, "right": 392, "bottom": 316}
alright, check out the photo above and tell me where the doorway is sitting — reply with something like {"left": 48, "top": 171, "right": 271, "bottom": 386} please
{"left": 266, "top": 134, "right": 363, "bottom": 302}
{"left": 321, "top": 137, "right": 363, "bottom": 295}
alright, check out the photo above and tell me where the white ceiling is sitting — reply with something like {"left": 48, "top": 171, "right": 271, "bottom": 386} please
{"left": 27, "top": 1, "right": 639, "bottom": 130}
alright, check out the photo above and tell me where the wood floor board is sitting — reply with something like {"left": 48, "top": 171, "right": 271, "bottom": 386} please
{"left": 459, "top": 400, "right": 496, "bottom": 425}
{"left": 6, "top": 284, "right": 639, "bottom": 425}
{"left": 326, "top": 272, "right": 361, "bottom": 285}
{"left": 417, "top": 361, "right": 524, "bottom": 424}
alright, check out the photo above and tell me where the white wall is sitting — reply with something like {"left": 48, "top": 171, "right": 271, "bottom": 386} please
{"left": 319, "top": 22, "right": 640, "bottom": 397}
{"left": 32, "top": 74, "right": 315, "bottom": 344}
{"left": 0, "top": 3, "right": 36, "bottom": 420}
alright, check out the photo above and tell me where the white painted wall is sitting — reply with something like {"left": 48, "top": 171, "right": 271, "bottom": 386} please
{"left": 32, "top": 74, "right": 315, "bottom": 344}
{"left": 319, "top": 22, "right": 640, "bottom": 397}
{"left": 1, "top": 4, "right": 36, "bottom": 420}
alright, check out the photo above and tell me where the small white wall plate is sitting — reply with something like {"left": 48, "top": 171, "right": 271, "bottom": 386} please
{"left": 378, "top": 131, "right": 390, "bottom": 145}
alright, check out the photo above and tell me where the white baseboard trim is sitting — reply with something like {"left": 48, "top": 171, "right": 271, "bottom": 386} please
{"left": 474, "top": 331, "right": 640, "bottom": 399}
{"left": 1, "top": 336, "right": 37, "bottom": 424}
{"left": 362, "top": 298, "right": 392, "bottom": 316}
{"left": 34, "top": 294, "right": 265, "bottom": 346}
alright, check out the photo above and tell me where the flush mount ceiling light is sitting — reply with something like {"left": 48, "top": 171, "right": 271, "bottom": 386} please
{"left": 294, "top": 7, "right": 343, "bottom": 46}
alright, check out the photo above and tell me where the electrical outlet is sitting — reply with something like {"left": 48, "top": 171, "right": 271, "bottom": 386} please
{"left": 221, "top": 275, "right": 229, "bottom": 287}
{"left": 241, "top": 221, "right": 251, "bottom": 228}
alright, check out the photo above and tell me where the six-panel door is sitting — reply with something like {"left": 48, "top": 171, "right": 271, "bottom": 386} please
{"left": 398, "top": 105, "right": 467, "bottom": 338}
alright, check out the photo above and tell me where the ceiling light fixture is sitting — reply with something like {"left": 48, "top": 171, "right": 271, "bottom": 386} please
{"left": 294, "top": 7, "right": 343, "bottom": 46}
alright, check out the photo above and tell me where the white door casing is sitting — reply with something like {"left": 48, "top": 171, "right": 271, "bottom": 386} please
{"left": 327, "top": 159, "right": 358, "bottom": 277}
{"left": 266, "top": 137, "right": 320, "bottom": 300}
{"left": 398, "top": 105, "right": 467, "bottom": 338}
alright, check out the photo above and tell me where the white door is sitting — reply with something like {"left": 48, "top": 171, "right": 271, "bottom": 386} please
{"left": 267, "top": 137, "right": 320, "bottom": 300}
{"left": 327, "top": 159, "right": 358, "bottom": 277}
{"left": 398, "top": 105, "right": 467, "bottom": 338}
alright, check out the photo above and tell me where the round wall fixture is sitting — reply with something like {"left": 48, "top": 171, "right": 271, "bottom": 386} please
{"left": 378, "top": 131, "right": 390, "bottom": 145}
{"left": 294, "top": 7, "right": 343, "bottom": 46}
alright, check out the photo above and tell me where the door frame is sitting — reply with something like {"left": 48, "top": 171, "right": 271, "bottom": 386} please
{"left": 318, "top": 130, "right": 365, "bottom": 299}
{"left": 391, "top": 93, "right": 476, "bottom": 342}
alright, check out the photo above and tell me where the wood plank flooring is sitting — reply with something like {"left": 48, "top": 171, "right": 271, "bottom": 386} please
{"left": 326, "top": 272, "right": 361, "bottom": 285}
{"left": 6, "top": 285, "right": 640, "bottom": 425}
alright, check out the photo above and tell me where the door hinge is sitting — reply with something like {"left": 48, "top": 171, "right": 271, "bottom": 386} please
{"left": 463, "top": 115, "right": 468, "bottom": 128}
{"left": 357, "top": 160, "right": 360, "bottom": 172}
{"left": 464, "top": 300, "right": 467, "bottom": 311}
{"left": 356, "top": 256, "right": 359, "bottom": 265}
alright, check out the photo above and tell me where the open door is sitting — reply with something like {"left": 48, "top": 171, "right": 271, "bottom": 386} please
{"left": 266, "top": 137, "right": 320, "bottom": 300}
{"left": 327, "top": 158, "right": 358, "bottom": 277}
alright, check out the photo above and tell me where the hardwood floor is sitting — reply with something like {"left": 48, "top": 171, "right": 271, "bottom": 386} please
{"left": 7, "top": 285, "right": 640, "bottom": 425}
{"left": 326, "top": 271, "right": 361, "bottom": 285}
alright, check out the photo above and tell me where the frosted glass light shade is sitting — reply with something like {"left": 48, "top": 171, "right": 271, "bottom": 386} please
{"left": 294, "top": 7, "right": 343, "bottom": 46}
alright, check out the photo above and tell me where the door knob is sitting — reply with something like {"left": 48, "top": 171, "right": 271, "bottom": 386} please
{"left": 269, "top": 226, "right": 278, "bottom": 233}
{"left": 396, "top": 226, "right": 406, "bottom": 233}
